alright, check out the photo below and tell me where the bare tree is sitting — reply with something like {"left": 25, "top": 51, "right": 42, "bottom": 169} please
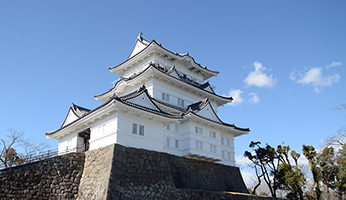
{"left": 0, "top": 128, "right": 49, "bottom": 168}
{"left": 325, "top": 104, "right": 346, "bottom": 146}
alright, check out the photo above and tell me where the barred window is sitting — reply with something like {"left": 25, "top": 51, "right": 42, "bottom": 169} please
{"left": 139, "top": 125, "right": 144, "bottom": 136}
{"left": 132, "top": 124, "right": 138, "bottom": 134}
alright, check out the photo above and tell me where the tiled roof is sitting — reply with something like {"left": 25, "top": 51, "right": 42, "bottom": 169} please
{"left": 96, "top": 63, "right": 233, "bottom": 104}
{"left": 154, "top": 97, "right": 249, "bottom": 132}
{"left": 113, "top": 85, "right": 182, "bottom": 119}
{"left": 71, "top": 103, "right": 90, "bottom": 118}
{"left": 47, "top": 86, "right": 183, "bottom": 136}
{"left": 109, "top": 38, "right": 219, "bottom": 76}
{"left": 187, "top": 98, "right": 210, "bottom": 113}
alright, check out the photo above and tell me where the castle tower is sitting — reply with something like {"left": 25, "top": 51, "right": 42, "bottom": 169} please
{"left": 46, "top": 34, "right": 250, "bottom": 166}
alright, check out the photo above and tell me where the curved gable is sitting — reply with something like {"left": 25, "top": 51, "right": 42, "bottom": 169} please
{"left": 128, "top": 33, "right": 150, "bottom": 59}
{"left": 61, "top": 108, "right": 79, "bottom": 127}
{"left": 124, "top": 90, "right": 161, "bottom": 112}
{"left": 60, "top": 103, "right": 90, "bottom": 128}
{"left": 194, "top": 103, "right": 222, "bottom": 123}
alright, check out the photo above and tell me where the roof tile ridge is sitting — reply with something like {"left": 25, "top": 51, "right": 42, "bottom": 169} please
{"left": 118, "top": 84, "right": 147, "bottom": 101}
{"left": 95, "top": 66, "right": 152, "bottom": 99}
{"left": 151, "top": 98, "right": 186, "bottom": 112}
{"left": 116, "top": 96, "right": 182, "bottom": 119}
{"left": 116, "top": 84, "right": 171, "bottom": 115}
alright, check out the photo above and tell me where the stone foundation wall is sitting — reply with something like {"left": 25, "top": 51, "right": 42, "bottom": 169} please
{"left": 169, "top": 154, "right": 247, "bottom": 192}
{"left": 100, "top": 144, "right": 249, "bottom": 199}
{"left": 0, "top": 153, "right": 84, "bottom": 200}
{"left": 77, "top": 145, "right": 114, "bottom": 200}
{"left": 0, "top": 144, "right": 280, "bottom": 200}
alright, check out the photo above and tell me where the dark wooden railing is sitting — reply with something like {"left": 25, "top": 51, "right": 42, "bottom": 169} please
{"left": 0, "top": 145, "right": 85, "bottom": 170}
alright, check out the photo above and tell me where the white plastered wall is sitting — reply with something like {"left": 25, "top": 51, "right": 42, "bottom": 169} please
{"left": 218, "top": 131, "right": 235, "bottom": 166}
{"left": 163, "top": 122, "right": 183, "bottom": 156}
{"left": 89, "top": 114, "right": 118, "bottom": 151}
{"left": 58, "top": 133, "right": 79, "bottom": 155}
{"left": 116, "top": 112, "right": 165, "bottom": 153}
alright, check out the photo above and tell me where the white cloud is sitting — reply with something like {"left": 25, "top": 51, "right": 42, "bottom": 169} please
{"left": 291, "top": 67, "right": 340, "bottom": 93}
{"left": 248, "top": 93, "right": 260, "bottom": 103}
{"left": 326, "top": 61, "right": 341, "bottom": 69}
{"left": 236, "top": 155, "right": 253, "bottom": 167}
{"left": 229, "top": 89, "right": 243, "bottom": 106}
{"left": 244, "top": 61, "right": 277, "bottom": 88}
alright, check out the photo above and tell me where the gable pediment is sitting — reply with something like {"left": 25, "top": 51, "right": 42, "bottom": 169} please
{"left": 128, "top": 35, "right": 150, "bottom": 59}
{"left": 193, "top": 102, "right": 222, "bottom": 123}
{"left": 125, "top": 91, "right": 161, "bottom": 112}
{"left": 61, "top": 109, "right": 79, "bottom": 127}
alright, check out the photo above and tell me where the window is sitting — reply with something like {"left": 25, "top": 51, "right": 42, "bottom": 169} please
{"left": 166, "top": 125, "right": 170, "bottom": 130}
{"left": 209, "top": 131, "right": 216, "bottom": 138}
{"left": 132, "top": 124, "right": 138, "bottom": 134}
{"left": 174, "top": 123, "right": 179, "bottom": 132}
{"left": 196, "top": 141, "right": 203, "bottom": 150}
{"left": 195, "top": 126, "right": 202, "bottom": 135}
{"left": 132, "top": 123, "right": 144, "bottom": 136}
{"left": 139, "top": 125, "right": 144, "bottom": 136}
{"left": 162, "top": 92, "right": 170, "bottom": 102}
{"left": 210, "top": 144, "right": 217, "bottom": 153}
{"left": 222, "top": 151, "right": 231, "bottom": 161}
{"left": 166, "top": 137, "right": 170, "bottom": 147}
{"left": 221, "top": 137, "right": 224, "bottom": 145}
{"left": 177, "top": 98, "right": 184, "bottom": 107}
{"left": 175, "top": 139, "right": 179, "bottom": 148}
{"left": 227, "top": 139, "right": 231, "bottom": 146}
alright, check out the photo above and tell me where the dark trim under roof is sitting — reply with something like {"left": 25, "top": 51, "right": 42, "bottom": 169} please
{"left": 47, "top": 86, "right": 182, "bottom": 136}
{"left": 96, "top": 64, "right": 233, "bottom": 104}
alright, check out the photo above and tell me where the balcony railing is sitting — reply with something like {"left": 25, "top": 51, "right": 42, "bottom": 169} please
{"left": 0, "top": 145, "right": 85, "bottom": 170}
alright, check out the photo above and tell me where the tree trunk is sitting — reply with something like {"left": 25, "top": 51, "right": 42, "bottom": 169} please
{"left": 315, "top": 183, "right": 322, "bottom": 200}
{"left": 324, "top": 184, "right": 330, "bottom": 200}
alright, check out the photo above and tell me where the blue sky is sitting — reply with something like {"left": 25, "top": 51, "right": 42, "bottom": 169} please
{"left": 1, "top": 1, "right": 345, "bottom": 173}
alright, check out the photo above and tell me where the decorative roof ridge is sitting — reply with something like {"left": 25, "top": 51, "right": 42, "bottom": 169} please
{"left": 186, "top": 98, "right": 210, "bottom": 113}
{"left": 110, "top": 36, "right": 219, "bottom": 77}
{"left": 110, "top": 40, "right": 154, "bottom": 71}
{"left": 71, "top": 103, "right": 90, "bottom": 117}
{"left": 126, "top": 32, "right": 151, "bottom": 59}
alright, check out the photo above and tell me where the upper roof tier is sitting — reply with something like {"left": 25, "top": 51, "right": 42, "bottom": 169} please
{"left": 109, "top": 33, "right": 219, "bottom": 81}
{"left": 95, "top": 63, "right": 233, "bottom": 106}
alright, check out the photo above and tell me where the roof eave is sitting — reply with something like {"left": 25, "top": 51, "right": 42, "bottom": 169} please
{"left": 109, "top": 40, "right": 219, "bottom": 80}
{"left": 185, "top": 112, "right": 250, "bottom": 136}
